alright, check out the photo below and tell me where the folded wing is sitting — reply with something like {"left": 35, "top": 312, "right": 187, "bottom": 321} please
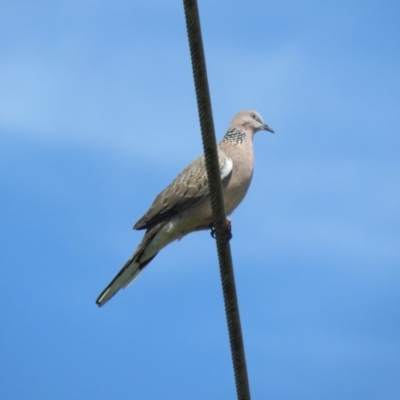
{"left": 134, "top": 150, "right": 233, "bottom": 230}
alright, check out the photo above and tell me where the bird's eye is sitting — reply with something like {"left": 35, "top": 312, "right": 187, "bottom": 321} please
{"left": 251, "top": 113, "right": 256, "bottom": 120}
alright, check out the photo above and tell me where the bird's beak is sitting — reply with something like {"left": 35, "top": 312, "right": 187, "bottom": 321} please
{"left": 263, "top": 124, "right": 274, "bottom": 133}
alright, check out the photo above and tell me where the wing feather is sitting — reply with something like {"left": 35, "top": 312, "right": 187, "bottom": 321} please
{"left": 134, "top": 150, "right": 232, "bottom": 230}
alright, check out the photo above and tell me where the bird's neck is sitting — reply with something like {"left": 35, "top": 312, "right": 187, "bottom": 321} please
{"left": 220, "top": 127, "right": 253, "bottom": 146}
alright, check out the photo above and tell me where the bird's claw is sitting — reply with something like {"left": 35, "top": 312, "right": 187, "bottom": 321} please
{"left": 210, "top": 225, "right": 216, "bottom": 238}
{"left": 209, "top": 218, "right": 232, "bottom": 241}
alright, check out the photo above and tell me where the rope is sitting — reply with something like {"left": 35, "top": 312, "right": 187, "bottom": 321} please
{"left": 182, "top": 1, "right": 251, "bottom": 399}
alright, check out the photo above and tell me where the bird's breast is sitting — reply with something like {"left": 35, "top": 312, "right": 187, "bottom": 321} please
{"left": 223, "top": 149, "right": 254, "bottom": 215}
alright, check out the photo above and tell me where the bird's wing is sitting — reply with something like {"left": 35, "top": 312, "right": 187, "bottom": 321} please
{"left": 134, "top": 150, "right": 233, "bottom": 230}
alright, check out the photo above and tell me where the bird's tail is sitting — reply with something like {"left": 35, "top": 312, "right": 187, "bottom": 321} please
{"left": 96, "top": 223, "right": 165, "bottom": 307}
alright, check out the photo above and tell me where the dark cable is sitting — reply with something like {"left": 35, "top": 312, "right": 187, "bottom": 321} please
{"left": 182, "top": 1, "right": 251, "bottom": 399}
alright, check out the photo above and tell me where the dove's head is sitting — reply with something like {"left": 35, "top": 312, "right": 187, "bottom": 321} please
{"left": 233, "top": 110, "right": 274, "bottom": 134}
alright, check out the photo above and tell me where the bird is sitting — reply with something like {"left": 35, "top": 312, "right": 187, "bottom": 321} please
{"left": 96, "top": 110, "right": 274, "bottom": 306}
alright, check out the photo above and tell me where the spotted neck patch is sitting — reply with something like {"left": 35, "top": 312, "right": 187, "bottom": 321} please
{"left": 221, "top": 128, "right": 247, "bottom": 145}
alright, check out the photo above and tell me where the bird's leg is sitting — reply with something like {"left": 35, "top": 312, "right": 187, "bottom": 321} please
{"left": 226, "top": 217, "right": 232, "bottom": 238}
{"left": 209, "top": 218, "right": 232, "bottom": 241}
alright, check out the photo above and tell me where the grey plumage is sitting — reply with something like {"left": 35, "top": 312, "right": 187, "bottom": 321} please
{"left": 96, "top": 110, "right": 274, "bottom": 306}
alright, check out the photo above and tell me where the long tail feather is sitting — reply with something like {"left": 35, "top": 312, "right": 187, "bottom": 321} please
{"left": 96, "top": 223, "right": 166, "bottom": 307}
{"left": 96, "top": 254, "right": 141, "bottom": 307}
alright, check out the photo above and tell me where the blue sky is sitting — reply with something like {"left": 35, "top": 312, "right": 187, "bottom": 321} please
{"left": 1, "top": 1, "right": 399, "bottom": 399}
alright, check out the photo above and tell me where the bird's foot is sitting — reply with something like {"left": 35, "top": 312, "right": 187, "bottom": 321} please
{"left": 210, "top": 218, "right": 232, "bottom": 241}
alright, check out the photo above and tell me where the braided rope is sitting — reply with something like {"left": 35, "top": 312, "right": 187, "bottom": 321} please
{"left": 182, "top": 1, "right": 251, "bottom": 399}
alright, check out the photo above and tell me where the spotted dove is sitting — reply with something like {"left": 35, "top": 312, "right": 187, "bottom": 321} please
{"left": 96, "top": 110, "right": 274, "bottom": 306}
